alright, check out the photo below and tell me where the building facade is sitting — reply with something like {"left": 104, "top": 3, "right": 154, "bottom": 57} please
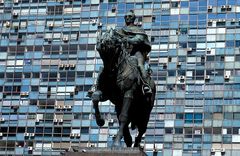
{"left": 0, "top": 0, "right": 240, "bottom": 155}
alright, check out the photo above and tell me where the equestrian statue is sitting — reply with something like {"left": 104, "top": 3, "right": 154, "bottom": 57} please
{"left": 87, "top": 10, "right": 156, "bottom": 148}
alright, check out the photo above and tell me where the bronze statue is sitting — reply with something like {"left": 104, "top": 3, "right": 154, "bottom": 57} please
{"left": 88, "top": 10, "right": 156, "bottom": 148}
{"left": 118, "top": 10, "right": 152, "bottom": 94}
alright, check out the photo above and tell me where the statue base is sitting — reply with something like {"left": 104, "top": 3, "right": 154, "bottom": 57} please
{"left": 63, "top": 147, "right": 147, "bottom": 156}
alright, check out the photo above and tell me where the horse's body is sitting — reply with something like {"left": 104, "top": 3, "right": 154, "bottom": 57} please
{"left": 91, "top": 28, "right": 156, "bottom": 147}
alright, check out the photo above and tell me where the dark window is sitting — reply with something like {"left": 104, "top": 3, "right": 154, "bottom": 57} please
{"left": 81, "top": 127, "right": 89, "bottom": 134}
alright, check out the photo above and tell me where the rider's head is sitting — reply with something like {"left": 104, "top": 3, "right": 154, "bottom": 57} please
{"left": 124, "top": 10, "right": 136, "bottom": 26}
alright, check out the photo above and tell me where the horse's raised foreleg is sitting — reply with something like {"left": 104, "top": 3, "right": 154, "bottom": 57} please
{"left": 92, "top": 91, "right": 105, "bottom": 127}
{"left": 112, "top": 90, "right": 133, "bottom": 147}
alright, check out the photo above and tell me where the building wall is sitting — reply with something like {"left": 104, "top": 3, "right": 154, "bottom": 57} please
{"left": 0, "top": 0, "right": 240, "bottom": 155}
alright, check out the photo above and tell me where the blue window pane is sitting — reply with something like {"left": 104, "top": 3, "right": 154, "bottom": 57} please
{"left": 217, "top": 0, "right": 226, "bottom": 5}
{"left": 21, "top": 86, "right": 29, "bottom": 92}
{"left": 194, "top": 114, "right": 203, "bottom": 120}
{"left": 180, "top": 1, "right": 189, "bottom": 7}
{"left": 185, "top": 113, "right": 193, "bottom": 119}
{"left": 126, "top": 3, "right": 134, "bottom": 10}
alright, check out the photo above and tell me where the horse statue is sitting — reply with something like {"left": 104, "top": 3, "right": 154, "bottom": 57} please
{"left": 88, "top": 28, "right": 156, "bottom": 148}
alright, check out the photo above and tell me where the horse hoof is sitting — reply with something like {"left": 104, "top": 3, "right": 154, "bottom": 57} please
{"left": 96, "top": 119, "right": 105, "bottom": 127}
{"left": 134, "top": 143, "right": 140, "bottom": 147}
{"left": 112, "top": 141, "right": 121, "bottom": 148}
{"left": 112, "top": 135, "right": 122, "bottom": 147}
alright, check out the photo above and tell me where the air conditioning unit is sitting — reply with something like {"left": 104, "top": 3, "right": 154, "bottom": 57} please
{"left": 153, "top": 147, "right": 158, "bottom": 152}
{"left": 58, "top": 0, "right": 64, "bottom": 2}
{"left": 194, "top": 130, "right": 201, "bottom": 134}
{"left": 98, "top": 22, "right": 103, "bottom": 27}
{"left": 59, "top": 119, "right": 63, "bottom": 123}
{"left": 48, "top": 23, "right": 54, "bottom": 28}
{"left": 53, "top": 119, "right": 58, "bottom": 123}
{"left": 231, "top": 19, "right": 236, "bottom": 22}
{"left": 65, "top": 64, "right": 70, "bottom": 68}
{"left": 205, "top": 75, "right": 210, "bottom": 80}
{"left": 14, "top": 0, "right": 19, "bottom": 4}
{"left": 30, "top": 133, "right": 35, "bottom": 137}
{"left": 28, "top": 147, "right": 33, "bottom": 151}
{"left": 70, "top": 133, "right": 75, "bottom": 137}
{"left": 65, "top": 105, "right": 72, "bottom": 109}
{"left": 138, "top": 21, "right": 143, "bottom": 26}
{"left": 177, "top": 62, "right": 182, "bottom": 66}
{"left": 187, "top": 48, "right": 192, "bottom": 52}
{"left": 70, "top": 64, "right": 75, "bottom": 68}
{"left": 20, "top": 92, "right": 29, "bottom": 96}
{"left": 221, "top": 148, "right": 225, "bottom": 153}
{"left": 108, "top": 119, "right": 114, "bottom": 123}
{"left": 75, "top": 133, "right": 80, "bottom": 137}
{"left": 208, "top": 6, "right": 212, "bottom": 9}
{"left": 112, "top": 6, "right": 116, "bottom": 12}
{"left": 56, "top": 105, "right": 62, "bottom": 109}
{"left": 176, "top": 31, "right": 180, "bottom": 35}
{"left": 179, "top": 76, "right": 185, "bottom": 80}
{"left": 12, "top": 11, "right": 18, "bottom": 17}
{"left": 59, "top": 64, "right": 64, "bottom": 68}
{"left": 0, "top": 0, "right": 4, "bottom": 4}
{"left": 0, "top": 118, "right": 5, "bottom": 122}
{"left": 0, "top": 133, "right": 3, "bottom": 136}
{"left": 89, "top": 144, "right": 95, "bottom": 147}
{"left": 91, "top": 19, "right": 97, "bottom": 25}
{"left": 227, "top": 5, "right": 231, "bottom": 8}
{"left": 211, "top": 148, "right": 216, "bottom": 152}
{"left": 5, "top": 21, "right": 10, "bottom": 28}
{"left": 207, "top": 48, "right": 211, "bottom": 51}
{"left": 218, "top": 19, "right": 226, "bottom": 22}
{"left": 63, "top": 37, "right": 69, "bottom": 42}
{"left": 35, "top": 119, "right": 40, "bottom": 123}
{"left": 221, "top": 5, "right": 226, "bottom": 8}
{"left": 224, "top": 75, "right": 230, "bottom": 79}
{"left": 208, "top": 19, "right": 213, "bottom": 23}
{"left": 24, "top": 133, "right": 30, "bottom": 136}
{"left": 211, "top": 148, "right": 225, "bottom": 153}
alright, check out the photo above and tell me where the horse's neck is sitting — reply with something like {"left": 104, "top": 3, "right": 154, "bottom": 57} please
{"left": 116, "top": 50, "right": 129, "bottom": 74}
{"left": 101, "top": 50, "right": 119, "bottom": 73}
{"left": 103, "top": 62, "right": 112, "bottom": 73}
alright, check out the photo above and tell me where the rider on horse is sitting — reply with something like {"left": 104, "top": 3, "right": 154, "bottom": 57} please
{"left": 116, "top": 10, "right": 152, "bottom": 94}
{"left": 88, "top": 10, "right": 152, "bottom": 101}
{"left": 87, "top": 10, "right": 156, "bottom": 147}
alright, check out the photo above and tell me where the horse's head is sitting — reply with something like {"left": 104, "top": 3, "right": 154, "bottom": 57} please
{"left": 96, "top": 28, "right": 123, "bottom": 71}
{"left": 97, "top": 28, "right": 120, "bottom": 49}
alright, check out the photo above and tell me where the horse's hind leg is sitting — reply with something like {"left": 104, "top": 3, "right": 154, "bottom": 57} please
{"left": 113, "top": 90, "right": 133, "bottom": 147}
{"left": 134, "top": 127, "right": 146, "bottom": 147}
{"left": 123, "top": 123, "right": 132, "bottom": 147}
